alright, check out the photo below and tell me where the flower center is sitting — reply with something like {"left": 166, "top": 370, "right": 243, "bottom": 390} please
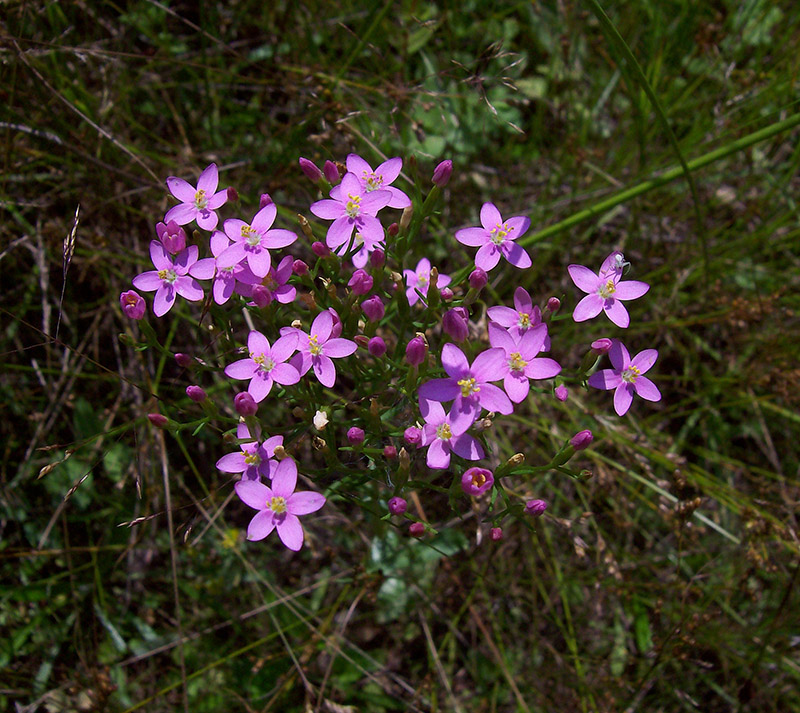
{"left": 436, "top": 423, "right": 452, "bottom": 440}
{"left": 518, "top": 312, "right": 530, "bottom": 328}
{"left": 354, "top": 232, "right": 365, "bottom": 247}
{"left": 308, "top": 334, "right": 323, "bottom": 356}
{"left": 157, "top": 268, "right": 177, "bottom": 284}
{"left": 241, "top": 225, "right": 261, "bottom": 246}
{"left": 509, "top": 352, "right": 528, "bottom": 372}
{"left": 621, "top": 365, "right": 641, "bottom": 383}
{"left": 345, "top": 194, "right": 361, "bottom": 218}
{"left": 457, "top": 377, "right": 480, "bottom": 398}
{"left": 251, "top": 353, "right": 276, "bottom": 372}
{"left": 244, "top": 450, "right": 261, "bottom": 466}
{"left": 194, "top": 189, "right": 208, "bottom": 210}
{"left": 263, "top": 274, "right": 277, "bottom": 291}
{"left": 363, "top": 172, "right": 383, "bottom": 191}
{"left": 417, "top": 271, "right": 429, "bottom": 287}
{"left": 267, "top": 496, "right": 287, "bottom": 514}
{"left": 470, "top": 472, "right": 486, "bottom": 487}
{"left": 124, "top": 294, "right": 139, "bottom": 307}
{"left": 598, "top": 279, "right": 617, "bottom": 299}
{"left": 490, "top": 222, "right": 513, "bottom": 245}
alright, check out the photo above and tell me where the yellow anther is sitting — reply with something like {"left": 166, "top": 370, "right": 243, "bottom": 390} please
{"left": 622, "top": 365, "right": 641, "bottom": 383}
{"left": 268, "top": 496, "right": 287, "bottom": 514}
{"left": 244, "top": 451, "right": 261, "bottom": 466}
{"left": 518, "top": 312, "right": 530, "bottom": 328}
{"left": 436, "top": 423, "right": 452, "bottom": 440}
{"left": 457, "top": 377, "right": 480, "bottom": 397}
{"left": 598, "top": 279, "right": 617, "bottom": 299}
{"left": 194, "top": 189, "right": 208, "bottom": 209}
{"left": 345, "top": 194, "right": 361, "bottom": 217}
{"left": 509, "top": 352, "right": 528, "bottom": 372}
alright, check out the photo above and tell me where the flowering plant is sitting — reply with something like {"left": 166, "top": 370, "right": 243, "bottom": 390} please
{"left": 120, "top": 156, "right": 661, "bottom": 552}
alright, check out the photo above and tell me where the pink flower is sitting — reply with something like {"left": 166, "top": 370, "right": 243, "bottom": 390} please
{"left": 225, "top": 330, "right": 300, "bottom": 402}
{"left": 189, "top": 230, "right": 253, "bottom": 305}
{"left": 120, "top": 290, "right": 145, "bottom": 320}
{"left": 132, "top": 242, "right": 205, "bottom": 317}
{"left": 587, "top": 339, "right": 661, "bottom": 416}
{"left": 216, "top": 431, "right": 282, "bottom": 481}
{"left": 403, "top": 258, "right": 451, "bottom": 306}
{"left": 165, "top": 163, "right": 229, "bottom": 231}
{"left": 288, "top": 311, "right": 357, "bottom": 388}
{"left": 568, "top": 251, "right": 649, "bottom": 328}
{"left": 487, "top": 287, "right": 546, "bottom": 343}
{"left": 310, "top": 172, "right": 391, "bottom": 252}
{"left": 234, "top": 457, "right": 326, "bottom": 550}
{"left": 216, "top": 203, "right": 298, "bottom": 278}
{"left": 336, "top": 154, "right": 411, "bottom": 209}
{"left": 488, "top": 323, "right": 561, "bottom": 403}
{"left": 418, "top": 343, "right": 513, "bottom": 433}
{"left": 455, "top": 203, "right": 532, "bottom": 271}
{"left": 155, "top": 220, "right": 187, "bottom": 254}
{"left": 238, "top": 255, "right": 297, "bottom": 306}
{"left": 461, "top": 467, "right": 494, "bottom": 496}
{"left": 419, "top": 401, "right": 484, "bottom": 470}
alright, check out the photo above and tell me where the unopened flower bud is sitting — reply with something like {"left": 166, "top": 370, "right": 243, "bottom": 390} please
{"left": 387, "top": 222, "right": 399, "bottom": 237}
{"left": 347, "top": 427, "right": 365, "bottom": 445}
{"left": 156, "top": 221, "right": 186, "bottom": 254}
{"left": 506, "top": 452, "right": 525, "bottom": 467}
{"left": 398, "top": 447, "right": 410, "bottom": 472}
{"left": 299, "top": 157, "right": 323, "bottom": 182}
{"left": 469, "top": 268, "right": 488, "bottom": 290}
{"left": 491, "top": 527, "right": 503, "bottom": 541}
{"left": 250, "top": 285, "right": 272, "bottom": 308}
{"left": 175, "top": 352, "right": 192, "bottom": 368}
{"left": 409, "top": 522, "right": 425, "bottom": 537}
{"left": 369, "top": 249, "right": 385, "bottom": 268}
{"left": 440, "top": 287, "right": 454, "bottom": 302}
{"left": 328, "top": 308, "right": 343, "bottom": 338}
{"left": 405, "top": 336, "right": 427, "bottom": 366}
{"left": 120, "top": 290, "right": 146, "bottom": 320}
{"left": 226, "top": 187, "right": 239, "bottom": 203}
{"left": 147, "top": 413, "right": 169, "bottom": 428}
{"left": 570, "top": 430, "right": 593, "bottom": 451}
{"left": 525, "top": 499, "right": 548, "bottom": 517}
{"left": 368, "top": 336, "right": 387, "bottom": 357}
{"left": 546, "top": 297, "right": 561, "bottom": 314}
{"left": 554, "top": 384, "right": 569, "bottom": 402}
{"left": 292, "top": 259, "right": 309, "bottom": 275}
{"left": 442, "top": 307, "right": 469, "bottom": 343}
{"left": 388, "top": 496, "right": 407, "bottom": 514}
{"left": 259, "top": 192, "right": 273, "bottom": 209}
{"left": 361, "top": 295, "right": 385, "bottom": 322}
{"left": 399, "top": 205, "right": 413, "bottom": 231}
{"left": 186, "top": 385, "right": 206, "bottom": 403}
{"left": 312, "top": 241, "right": 330, "bottom": 257}
{"left": 234, "top": 392, "right": 258, "bottom": 416}
{"left": 383, "top": 444, "right": 397, "bottom": 459}
{"left": 323, "top": 160, "right": 340, "bottom": 184}
{"left": 354, "top": 335, "right": 370, "bottom": 348}
{"left": 348, "top": 269, "right": 373, "bottom": 295}
{"left": 432, "top": 159, "right": 453, "bottom": 187}
{"left": 404, "top": 426, "right": 421, "bottom": 446}
{"left": 461, "top": 467, "right": 494, "bottom": 497}
{"left": 313, "top": 410, "right": 329, "bottom": 430}
{"left": 591, "top": 338, "right": 613, "bottom": 355}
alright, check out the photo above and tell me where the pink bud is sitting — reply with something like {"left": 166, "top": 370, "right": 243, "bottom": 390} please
{"left": 312, "top": 241, "right": 330, "bottom": 257}
{"left": 259, "top": 193, "right": 273, "bottom": 209}
{"left": 227, "top": 187, "right": 239, "bottom": 203}
{"left": 469, "top": 268, "right": 488, "bottom": 290}
{"left": 409, "top": 522, "right": 425, "bottom": 537}
{"left": 147, "top": 413, "right": 169, "bottom": 428}
{"left": 546, "top": 297, "right": 561, "bottom": 314}
{"left": 440, "top": 287, "right": 454, "bottom": 302}
{"left": 405, "top": 336, "right": 427, "bottom": 366}
{"left": 387, "top": 222, "right": 399, "bottom": 237}
{"left": 185, "top": 385, "right": 206, "bottom": 403}
{"left": 442, "top": 307, "right": 469, "bottom": 342}
{"left": 328, "top": 308, "right": 343, "bottom": 338}
{"left": 348, "top": 269, "right": 373, "bottom": 295}
{"left": 361, "top": 295, "right": 385, "bottom": 322}
{"left": 525, "top": 499, "right": 548, "bottom": 517}
{"left": 570, "top": 430, "right": 593, "bottom": 451}
{"left": 120, "top": 290, "right": 146, "bottom": 320}
{"left": 388, "top": 496, "right": 407, "bottom": 514}
{"left": 461, "top": 467, "right": 494, "bottom": 497}
{"left": 490, "top": 527, "right": 503, "bottom": 541}
{"left": 175, "top": 352, "right": 192, "bottom": 368}
{"left": 292, "top": 259, "right": 309, "bottom": 275}
{"left": 234, "top": 392, "right": 258, "bottom": 417}
{"left": 554, "top": 384, "right": 568, "bottom": 402}
{"left": 432, "top": 159, "right": 453, "bottom": 187}
{"left": 347, "top": 427, "right": 365, "bottom": 445}
{"left": 298, "top": 157, "right": 323, "bottom": 182}
{"left": 156, "top": 221, "right": 186, "bottom": 254}
{"left": 250, "top": 285, "right": 272, "bottom": 308}
{"left": 404, "top": 426, "right": 422, "bottom": 445}
{"left": 369, "top": 249, "right": 385, "bottom": 268}
{"left": 323, "top": 160, "right": 340, "bottom": 184}
{"left": 591, "top": 338, "right": 613, "bottom": 354}
{"left": 368, "top": 336, "right": 386, "bottom": 357}
{"left": 383, "top": 445, "right": 397, "bottom": 459}
{"left": 354, "top": 335, "right": 370, "bottom": 348}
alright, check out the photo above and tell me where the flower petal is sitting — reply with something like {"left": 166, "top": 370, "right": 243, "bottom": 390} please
{"left": 251, "top": 203, "right": 277, "bottom": 233}
{"left": 313, "top": 355, "right": 336, "bottom": 387}
{"left": 455, "top": 227, "right": 488, "bottom": 247}
{"left": 324, "top": 338, "right": 357, "bottom": 358}
{"left": 615, "top": 280, "right": 650, "bottom": 300}
{"left": 475, "top": 243, "right": 501, "bottom": 271}
{"left": 634, "top": 375, "right": 661, "bottom": 401}
{"left": 588, "top": 369, "right": 623, "bottom": 390}
{"left": 477, "top": 383, "right": 513, "bottom": 414}
{"left": 246, "top": 510, "right": 276, "bottom": 541}
{"left": 614, "top": 383, "right": 635, "bottom": 416}
{"left": 235, "top": 479, "right": 271, "bottom": 510}
{"left": 271, "top": 363, "right": 300, "bottom": 385}
{"left": 276, "top": 514, "right": 304, "bottom": 551}
{"left": 631, "top": 349, "right": 658, "bottom": 374}
{"left": 609, "top": 340, "right": 630, "bottom": 371}
{"left": 197, "top": 163, "right": 219, "bottom": 194}
{"left": 271, "top": 457, "right": 297, "bottom": 497}
{"left": 502, "top": 242, "right": 532, "bottom": 269}
{"left": 441, "top": 343, "right": 470, "bottom": 379}
{"left": 451, "top": 433, "right": 485, "bottom": 461}
{"left": 471, "top": 348, "right": 507, "bottom": 382}
{"left": 504, "top": 373, "right": 529, "bottom": 403}
{"left": 419, "top": 378, "right": 460, "bottom": 404}
{"left": 480, "top": 203, "right": 502, "bottom": 230}
{"left": 287, "top": 491, "right": 326, "bottom": 515}
{"left": 426, "top": 439, "right": 451, "bottom": 469}
{"left": 573, "top": 294, "right": 604, "bottom": 322}
{"left": 604, "top": 299, "right": 630, "bottom": 328}
{"left": 225, "top": 358, "right": 258, "bottom": 380}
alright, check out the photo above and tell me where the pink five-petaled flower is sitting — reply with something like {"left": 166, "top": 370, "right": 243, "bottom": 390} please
{"left": 165, "top": 163, "right": 229, "bottom": 231}
{"left": 419, "top": 401, "right": 484, "bottom": 470}
{"left": 190, "top": 230, "right": 251, "bottom": 305}
{"left": 132, "top": 242, "right": 205, "bottom": 317}
{"left": 216, "top": 203, "right": 297, "bottom": 279}
{"left": 238, "top": 255, "right": 297, "bottom": 306}
{"left": 288, "top": 310, "right": 357, "bottom": 388}
{"left": 418, "top": 343, "right": 513, "bottom": 434}
{"left": 403, "top": 257, "right": 451, "bottom": 306}
{"left": 120, "top": 290, "right": 146, "bottom": 320}
{"left": 488, "top": 323, "right": 562, "bottom": 403}
{"left": 310, "top": 172, "right": 391, "bottom": 252}
{"left": 587, "top": 339, "right": 661, "bottom": 416}
{"left": 568, "top": 251, "right": 649, "bottom": 328}
{"left": 225, "top": 331, "right": 300, "bottom": 403}
{"left": 332, "top": 154, "right": 412, "bottom": 209}
{"left": 487, "top": 286, "right": 547, "bottom": 346}
{"left": 234, "top": 457, "right": 326, "bottom": 550}
{"left": 455, "top": 203, "right": 532, "bottom": 271}
{"left": 216, "top": 431, "right": 282, "bottom": 482}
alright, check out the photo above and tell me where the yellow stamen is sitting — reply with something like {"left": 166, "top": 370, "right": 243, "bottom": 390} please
{"left": 436, "top": 423, "right": 452, "bottom": 440}
{"left": 509, "top": 352, "right": 528, "bottom": 372}
{"left": 622, "top": 365, "right": 641, "bottom": 383}
{"left": 598, "top": 279, "right": 617, "bottom": 299}
{"left": 268, "top": 496, "right": 287, "bottom": 514}
{"left": 457, "top": 377, "right": 480, "bottom": 397}
{"left": 194, "top": 189, "right": 208, "bottom": 209}
{"left": 345, "top": 194, "right": 361, "bottom": 217}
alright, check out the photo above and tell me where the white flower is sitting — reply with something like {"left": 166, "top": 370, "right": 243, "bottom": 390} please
{"left": 313, "top": 410, "right": 329, "bottom": 430}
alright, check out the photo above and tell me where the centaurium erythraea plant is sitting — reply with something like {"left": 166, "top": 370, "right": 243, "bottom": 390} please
{"left": 165, "top": 163, "right": 229, "bottom": 231}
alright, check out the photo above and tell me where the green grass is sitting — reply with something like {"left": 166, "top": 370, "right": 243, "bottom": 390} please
{"left": 3, "top": 1, "right": 800, "bottom": 711}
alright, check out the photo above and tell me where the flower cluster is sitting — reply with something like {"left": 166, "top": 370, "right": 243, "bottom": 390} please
{"left": 120, "top": 154, "right": 663, "bottom": 551}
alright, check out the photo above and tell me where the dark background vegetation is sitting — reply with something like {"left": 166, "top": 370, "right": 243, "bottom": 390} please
{"left": 2, "top": 1, "right": 800, "bottom": 711}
